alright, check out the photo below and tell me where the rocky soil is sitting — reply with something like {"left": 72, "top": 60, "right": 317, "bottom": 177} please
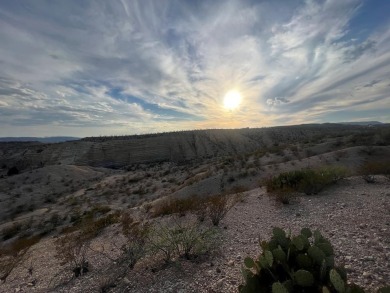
{"left": 1, "top": 175, "right": 389, "bottom": 293}
{"left": 117, "top": 176, "right": 390, "bottom": 293}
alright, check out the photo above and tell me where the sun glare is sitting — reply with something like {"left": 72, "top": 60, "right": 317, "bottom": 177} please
{"left": 223, "top": 90, "right": 242, "bottom": 110}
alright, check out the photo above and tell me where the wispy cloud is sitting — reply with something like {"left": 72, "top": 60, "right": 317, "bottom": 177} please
{"left": 0, "top": 0, "right": 389, "bottom": 136}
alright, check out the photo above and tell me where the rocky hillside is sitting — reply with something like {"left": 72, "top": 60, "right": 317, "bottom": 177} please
{"left": 1, "top": 124, "right": 389, "bottom": 171}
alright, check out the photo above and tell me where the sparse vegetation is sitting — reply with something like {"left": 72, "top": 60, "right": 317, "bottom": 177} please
{"left": 0, "top": 124, "right": 389, "bottom": 291}
{"left": 207, "top": 194, "right": 232, "bottom": 226}
{"left": 265, "top": 166, "right": 347, "bottom": 196}
{"left": 152, "top": 193, "right": 232, "bottom": 226}
{"left": 55, "top": 231, "right": 90, "bottom": 278}
{"left": 147, "top": 218, "right": 219, "bottom": 262}
{"left": 0, "top": 235, "right": 41, "bottom": 282}
{"left": 358, "top": 160, "right": 390, "bottom": 182}
{"left": 119, "top": 213, "right": 149, "bottom": 270}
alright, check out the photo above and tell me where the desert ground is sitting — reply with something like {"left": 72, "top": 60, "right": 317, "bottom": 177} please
{"left": 0, "top": 123, "right": 389, "bottom": 292}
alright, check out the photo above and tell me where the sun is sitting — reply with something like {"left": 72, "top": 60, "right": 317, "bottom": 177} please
{"left": 223, "top": 90, "right": 242, "bottom": 110}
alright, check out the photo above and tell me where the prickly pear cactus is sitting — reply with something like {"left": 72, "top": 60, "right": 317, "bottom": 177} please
{"left": 238, "top": 227, "right": 367, "bottom": 293}
{"left": 330, "top": 269, "right": 345, "bottom": 293}
{"left": 272, "top": 282, "right": 288, "bottom": 293}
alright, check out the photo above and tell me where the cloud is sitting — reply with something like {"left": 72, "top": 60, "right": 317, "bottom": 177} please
{"left": 266, "top": 97, "right": 290, "bottom": 106}
{"left": 0, "top": 0, "right": 389, "bottom": 136}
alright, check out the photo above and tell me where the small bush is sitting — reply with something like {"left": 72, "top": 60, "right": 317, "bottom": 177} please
{"left": 239, "top": 227, "right": 364, "bottom": 292}
{"left": 265, "top": 166, "right": 346, "bottom": 196}
{"left": 98, "top": 276, "right": 116, "bottom": 293}
{"left": 208, "top": 194, "right": 231, "bottom": 226}
{"left": 0, "top": 235, "right": 41, "bottom": 282}
{"left": 147, "top": 219, "right": 219, "bottom": 262}
{"left": 120, "top": 213, "right": 149, "bottom": 270}
{"left": 81, "top": 212, "right": 120, "bottom": 238}
{"left": 273, "top": 190, "right": 296, "bottom": 205}
{"left": 0, "top": 235, "right": 41, "bottom": 257}
{"left": 359, "top": 160, "right": 390, "bottom": 180}
{"left": 152, "top": 196, "right": 200, "bottom": 218}
{"left": 55, "top": 232, "right": 90, "bottom": 277}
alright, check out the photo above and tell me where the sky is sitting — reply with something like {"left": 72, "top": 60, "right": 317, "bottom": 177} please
{"left": 0, "top": 0, "right": 389, "bottom": 137}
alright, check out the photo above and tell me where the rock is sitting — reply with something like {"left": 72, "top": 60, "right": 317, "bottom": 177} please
{"left": 216, "top": 267, "right": 221, "bottom": 273}
{"left": 363, "top": 271, "right": 371, "bottom": 278}
{"left": 227, "top": 260, "right": 234, "bottom": 267}
{"left": 216, "top": 278, "right": 224, "bottom": 288}
{"left": 344, "top": 264, "right": 352, "bottom": 271}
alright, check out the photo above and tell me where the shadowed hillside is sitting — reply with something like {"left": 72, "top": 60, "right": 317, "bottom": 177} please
{"left": 1, "top": 124, "right": 389, "bottom": 171}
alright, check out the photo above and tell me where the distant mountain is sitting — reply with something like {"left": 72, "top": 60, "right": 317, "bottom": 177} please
{"left": 0, "top": 137, "right": 80, "bottom": 143}
{"left": 337, "top": 121, "right": 383, "bottom": 126}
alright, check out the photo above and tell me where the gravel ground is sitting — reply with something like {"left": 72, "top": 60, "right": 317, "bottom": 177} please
{"left": 118, "top": 176, "right": 390, "bottom": 292}
{"left": 1, "top": 176, "right": 389, "bottom": 292}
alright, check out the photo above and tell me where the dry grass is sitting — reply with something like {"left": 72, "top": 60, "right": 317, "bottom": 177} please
{"left": 359, "top": 160, "right": 390, "bottom": 176}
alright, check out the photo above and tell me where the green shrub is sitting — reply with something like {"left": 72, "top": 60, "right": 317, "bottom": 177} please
{"left": 152, "top": 193, "right": 232, "bottom": 226}
{"left": 239, "top": 227, "right": 365, "bottom": 292}
{"left": 265, "top": 166, "right": 346, "bottom": 196}
{"left": 147, "top": 219, "right": 219, "bottom": 262}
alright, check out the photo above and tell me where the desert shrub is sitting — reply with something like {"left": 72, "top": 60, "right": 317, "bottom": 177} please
{"left": 207, "top": 194, "right": 231, "bottom": 226}
{"left": 98, "top": 276, "right": 117, "bottom": 293}
{"left": 119, "top": 213, "right": 149, "bottom": 270}
{"left": 147, "top": 219, "right": 219, "bottom": 262}
{"left": 152, "top": 194, "right": 232, "bottom": 226}
{"left": 55, "top": 232, "right": 90, "bottom": 277}
{"left": 0, "top": 235, "right": 41, "bottom": 282}
{"left": 358, "top": 160, "right": 390, "bottom": 182}
{"left": 152, "top": 196, "right": 200, "bottom": 218}
{"left": 0, "top": 235, "right": 41, "bottom": 257}
{"left": 265, "top": 166, "right": 347, "bottom": 196}
{"left": 273, "top": 190, "right": 296, "bottom": 205}
{"left": 81, "top": 212, "right": 120, "bottom": 238}
{"left": 192, "top": 199, "right": 208, "bottom": 222}
{"left": 239, "top": 227, "right": 365, "bottom": 292}
{"left": 227, "top": 185, "right": 249, "bottom": 194}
